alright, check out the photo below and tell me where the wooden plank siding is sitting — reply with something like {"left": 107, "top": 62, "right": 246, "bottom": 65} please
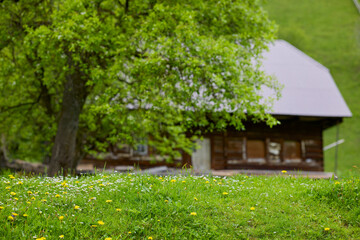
{"left": 205, "top": 120, "right": 324, "bottom": 171}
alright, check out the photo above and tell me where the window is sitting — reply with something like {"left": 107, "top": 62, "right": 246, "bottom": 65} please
{"left": 283, "top": 140, "right": 302, "bottom": 164}
{"left": 246, "top": 139, "right": 266, "bottom": 164}
{"left": 267, "top": 139, "right": 281, "bottom": 163}
{"left": 133, "top": 144, "right": 148, "bottom": 155}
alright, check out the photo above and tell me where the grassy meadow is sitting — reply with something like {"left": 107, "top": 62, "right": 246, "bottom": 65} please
{"left": 1, "top": 172, "right": 360, "bottom": 239}
{"left": 264, "top": 0, "right": 360, "bottom": 176}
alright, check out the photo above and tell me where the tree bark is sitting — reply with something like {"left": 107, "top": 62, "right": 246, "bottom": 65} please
{"left": 48, "top": 60, "right": 88, "bottom": 177}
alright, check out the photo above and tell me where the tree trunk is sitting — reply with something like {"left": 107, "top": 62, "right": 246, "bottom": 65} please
{"left": 0, "top": 134, "right": 9, "bottom": 168}
{"left": 48, "top": 61, "right": 88, "bottom": 177}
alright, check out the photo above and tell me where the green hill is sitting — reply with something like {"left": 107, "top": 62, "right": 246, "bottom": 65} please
{"left": 1, "top": 173, "right": 360, "bottom": 239}
{"left": 264, "top": 0, "right": 360, "bottom": 176}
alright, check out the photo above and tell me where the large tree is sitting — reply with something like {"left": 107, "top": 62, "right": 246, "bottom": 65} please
{"left": 0, "top": 0, "right": 280, "bottom": 176}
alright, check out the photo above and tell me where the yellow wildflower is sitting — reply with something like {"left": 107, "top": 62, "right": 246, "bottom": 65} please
{"left": 194, "top": 197, "right": 198, "bottom": 201}
{"left": 164, "top": 200, "right": 169, "bottom": 203}
{"left": 182, "top": 181, "right": 186, "bottom": 183}
{"left": 59, "top": 235, "right": 64, "bottom": 239}
{"left": 5, "top": 186, "right": 11, "bottom": 189}
{"left": 190, "top": 212, "right": 197, "bottom": 216}
{"left": 171, "top": 179, "right": 176, "bottom": 183}
{"left": 116, "top": 208, "right": 121, "bottom": 212}
{"left": 10, "top": 192, "right": 16, "bottom": 196}
{"left": 98, "top": 220, "right": 105, "bottom": 225}
{"left": 158, "top": 177, "right": 163, "bottom": 180}
{"left": 27, "top": 191, "right": 32, "bottom": 194}
{"left": 250, "top": 207, "right": 255, "bottom": 211}
{"left": 41, "top": 199, "right": 47, "bottom": 202}
{"left": 55, "top": 194, "right": 60, "bottom": 198}
{"left": 74, "top": 205, "right": 80, "bottom": 210}
{"left": 23, "top": 214, "right": 28, "bottom": 217}
{"left": 91, "top": 225, "right": 97, "bottom": 228}
{"left": 14, "top": 198, "right": 18, "bottom": 200}
{"left": 59, "top": 216, "right": 64, "bottom": 220}
{"left": 106, "top": 200, "right": 112, "bottom": 203}
{"left": 218, "top": 182, "right": 222, "bottom": 185}
{"left": 10, "top": 176, "right": 15, "bottom": 179}
{"left": 0, "top": 206, "right": 4, "bottom": 210}
{"left": 128, "top": 232, "right": 131, "bottom": 234}
{"left": 148, "top": 237, "right": 153, "bottom": 240}
{"left": 17, "top": 181, "right": 23, "bottom": 185}
{"left": 222, "top": 192, "right": 228, "bottom": 195}
{"left": 281, "top": 170, "right": 287, "bottom": 173}
{"left": 26, "top": 202, "right": 31, "bottom": 204}
{"left": 324, "top": 228, "right": 330, "bottom": 231}
{"left": 75, "top": 181, "right": 79, "bottom": 183}
{"left": 99, "top": 184, "right": 105, "bottom": 187}
{"left": 45, "top": 192, "right": 49, "bottom": 195}
{"left": 62, "top": 191, "right": 67, "bottom": 194}
{"left": 8, "top": 216, "right": 14, "bottom": 221}
{"left": 335, "top": 181, "right": 340, "bottom": 185}
{"left": 105, "top": 238, "right": 112, "bottom": 240}
{"left": 205, "top": 181, "right": 209, "bottom": 184}
{"left": 88, "top": 186, "right": 94, "bottom": 189}
{"left": 31, "top": 197, "right": 36, "bottom": 200}
{"left": 12, "top": 212, "right": 18, "bottom": 216}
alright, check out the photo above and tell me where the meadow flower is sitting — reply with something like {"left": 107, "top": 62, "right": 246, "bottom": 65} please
{"left": 250, "top": 207, "right": 255, "bottom": 211}
{"left": 8, "top": 216, "right": 14, "bottom": 221}
{"left": 45, "top": 192, "right": 49, "bottom": 195}
{"left": 281, "top": 170, "right": 287, "bottom": 173}
{"left": 190, "top": 212, "right": 197, "bottom": 216}
{"left": 14, "top": 198, "right": 18, "bottom": 200}
{"left": 91, "top": 225, "right": 97, "bottom": 228}
{"left": 5, "top": 186, "right": 11, "bottom": 189}
{"left": 194, "top": 197, "right": 198, "bottom": 201}
{"left": 148, "top": 237, "right": 153, "bottom": 240}
{"left": 90, "top": 197, "right": 96, "bottom": 200}
{"left": 75, "top": 181, "right": 80, "bottom": 183}
{"left": 335, "top": 181, "right": 340, "bottom": 185}
{"left": 182, "top": 181, "right": 186, "bottom": 183}
{"left": 17, "top": 181, "right": 23, "bottom": 185}
{"left": 105, "top": 238, "right": 112, "bottom": 240}
{"left": 41, "top": 199, "right": 47, "bottom": 202}
{"left": 59, "top": 216, "right": 64, "bottom": 220}
{"left": 23, "top": 214, "right": 28, "bottom": 217}
{"left": 128, "top": 232, "right": 131, "bottom": 234}
{"left": 164, "top": 200, "right": 169, "bottom": 203}
{"left": 9, "top": 175, "right": 15, "bottom": 179}
{"left": 10, "top": 192, "right": 16, "bottom": 196}
{"left": 59, "top": 235, "right": 64, "bottom": 239}
{"left": 324, "top": 228, "right": 330, "bottom": 231}
{"left": 0, "top": 206, "right": 4, "bottom": 210}
{"left": 158, "top": 177, "right": 163, "bottom": 180}
{"left": 74, "top": 205, "right": 80, "bottom": 210}
{"left": 116, "top": 208, "right": 121, "bottom": 212}
{"left": 12, "top": 212, "right": 18, "bottom": 216}
{"left": 106, "top": 200, "right": 112, "bottom": 203}
{"left": 31, "top": 197, "right": 36, "bottom": 200}
{"left": 171, "top": 179, "right": 176, "bottom": 183}
{"left": 222, "top": 192, "right": 228, "bottom": 195}
{"left": 98, "top": 220, "right": 105, "bottom": 225}
{"left": 99, "top": 184, "right": 105, "bottom": 187}
{"left": 27, "top": 191, "right": 33, "bottom": 194}
{"left": 205, "top": 181, "right": 209, "bottom": 184}
{"left": 27, "top": 202, "right": 31, "bottom": 204}
{"left": 55, "top": 194, "right": 60, "bottom": 198}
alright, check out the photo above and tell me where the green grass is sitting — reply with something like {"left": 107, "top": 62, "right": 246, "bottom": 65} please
{"left": 264, "top": 0, "right": 360, "bottom": 176}
{"left": 1, "top": 172, "right": 360, "bottom": 239}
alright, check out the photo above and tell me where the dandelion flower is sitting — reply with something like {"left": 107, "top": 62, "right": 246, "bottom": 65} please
{"left": 205, "top": 181, "right": 209, "bottom": 184}
{"left": 128, "top": 232, "right": 131, "bottom": 234}
{"left": 9, "top": 176, "right": 15, "bottom": 179}
{"left": 182, "top": 180, "right": 186, "bottom": 183}
{"left": 281, "top": 170, "right": 287, "bottom": 173}
{"left": 190, "top": 212, "right": 197, "bottom": 216}
{"left": 23, "top": 214, "right": 28, "bottom": 217}
{"left": 194, "top": 197, "right": 198, "bottom": 201}
{"left": 164, "top": 200, "right": 168, "bottom": 203}
{"left": 335, "top": 181, "right": 340, "bottom": 185}
{"left": 171, "top": 179, "right": 176, "bottom": 183}
{"left": 116, "top": 208, "right": 121, "bottom": 212}
{"left": 12, "top": 212, "right": 18, "bottom": 216}
{"left": 105, "top": 238, "right": 112, "bottom": 240}
{"left": 91, "top": 225, "right": 97, "bottom": 228}
{"left": 59, "top": 235, "right": 64, "bottom": 239}
{"left": 74, "top": 205, "right": 80, "bottom": 210}
{"left": 148, "top": 237, "right": 153, "bottom": 240}
{"left": 41, "top": 199, "right": 47, "bottom": 202}
{"left": 75, "top": 181, "right": 79, "bottom": 183}
{"left": 55, "top": 194, "right": 60, "bottom": 198}
{"left": 5, "top": 186, "right": 11, "bottom": 189}
{"left": 45, "top": 192, "right": 49, "bottom": 195}
{"left": 8, "top": 216, "right": 14, "bottom": 221}
{"left": 59, "top": 216, "right": 64, "bottom": 220}
{"left": 106, "top": 200, "right": 112, "bottom": 203}
{"left": 27, "top": 191, "right": 33, "bottom": 194}
{"left": 324, "top": 228, "right": 330, "bottom": 231}
{"left": 158, "top": 177, "right": 163, "bottom": 180}
{"left": 0, "top": 206, "right": 4, "bottom": 210}
{"left": 10, "top": 192, "right": 16, "bottom": 196}
{"left": 27, "top": 202, "right": 31, "bottom": 204}
{"left": 99, "top": 184, "right": 105, "bottom": 187}
{"left": 31, "top": 197, "right": 36, "bottom": 200}
{"left": 97, "top": 220, "right": 105, "bottom": 225}
{"left": 222, "top": 192, "right": 228, "bottom": 195}
{"left": 250, "top": 207, "right": 255, "bottom": 211}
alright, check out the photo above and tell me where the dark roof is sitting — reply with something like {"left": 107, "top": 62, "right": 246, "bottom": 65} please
{"left": 262, "top": 40, "right": 352, "bottom": 118}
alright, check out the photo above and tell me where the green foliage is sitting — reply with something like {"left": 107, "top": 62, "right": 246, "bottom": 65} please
{"left": 0, "top": 0, "right": 279, "bottom": 163}
{"left": 0, "top": 173, "right": 360, "bottom": 239}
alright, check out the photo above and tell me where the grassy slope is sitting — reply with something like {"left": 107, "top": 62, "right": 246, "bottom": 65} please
{"left": 264, "top": 0, "right": 360, "bottom": 176}
{"left": 0, "top": 173, "right": 359, "bottom": 239}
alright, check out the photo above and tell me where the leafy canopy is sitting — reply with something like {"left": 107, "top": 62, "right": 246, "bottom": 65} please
{"left": 0, "top": 0, "right": 279, "bottom": 162}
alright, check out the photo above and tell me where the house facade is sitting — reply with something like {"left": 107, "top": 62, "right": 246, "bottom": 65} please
{"left": 81, "top": 40, "right": 351, "bottom": 172}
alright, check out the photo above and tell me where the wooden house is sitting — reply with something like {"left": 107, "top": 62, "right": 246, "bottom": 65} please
{"left": 81, "top": 40, "right": 351, "bottom": 172}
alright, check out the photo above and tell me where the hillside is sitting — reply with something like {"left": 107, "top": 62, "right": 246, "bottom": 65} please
{"left": 1, "top": 173, "right": 360, "bottom": 239}
{"left": 264, "top": 0, "right": 360, "bottom": 176}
